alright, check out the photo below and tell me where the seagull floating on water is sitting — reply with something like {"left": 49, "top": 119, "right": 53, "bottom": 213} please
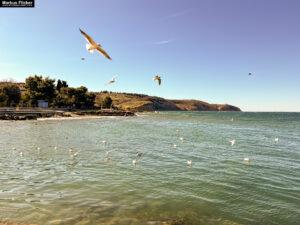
{"left": 176, "top": 129, "right": 180, "bottom": 132}
{"left": 132, "top": 159, "right": 137, "bottom": 166}
{"left": 180, "top": 137, "right": 184, "bottom": 142}
{"left": 79, "top": 28, "right": 112, "bottom": 60}
{"left": 104, "top": 158, "right": 110, "bottom": 163}
{"left": 102, "top": 140, "right": 107, "bottom": 144}
{"left": 244, "top": 157, "right": 250, "bottom": 163}
{"left": 105, "top": 74, "right": 118, "bottom": 85}
{"left": 19, "top": 152, "right": 24, "bottom": 157}
{"left": 69, "top": 147, "right": 73, "bottom": 152}
{"left": 275, "top": 138, "right": 279, "bottom": 143}
{"left": 173, "top": 144, "right": 178, "bottom": 148}
{"left": 136, "top": 152, "right": 142, "bottom": 157}
{"left": 187, "top": 160, "right": 192, "bottom": 167}
{"left": 71, "top": 150, "right": 81, "bottom": 159}
{"left": 153, "top": 75, "right": 162, "bottom": 86}
{"left": 230, "top": 140, "right": 236, "bottom": 146}
{"left": 12, "top": 147, "right": 16, "bottom": 150}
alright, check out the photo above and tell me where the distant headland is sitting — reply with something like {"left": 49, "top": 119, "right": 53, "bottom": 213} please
{"left": 0, "top": 75, "right": 240, "bottom": 120}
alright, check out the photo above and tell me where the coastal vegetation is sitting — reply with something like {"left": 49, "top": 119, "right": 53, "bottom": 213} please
{"left": 0, "top": 82, "right": 21, "bottom": 107}
{"left": 0, "top": 75, "right": 97, "bottom": 109}
{"left": 0, "top": 76, "right": 241, "bottom": 112}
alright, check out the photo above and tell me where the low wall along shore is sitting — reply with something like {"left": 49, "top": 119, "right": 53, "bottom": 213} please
{"left": 0, "top": 108, "right": 135, "bottom": 120}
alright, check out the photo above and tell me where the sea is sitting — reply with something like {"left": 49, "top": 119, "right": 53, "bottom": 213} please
{"left": 0, "top": 112, "right": 299, "bottom": 225}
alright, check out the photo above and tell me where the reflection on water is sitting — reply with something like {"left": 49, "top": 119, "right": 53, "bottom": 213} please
{"left": 0, "top": 112, "right": 299, "bottom": 225}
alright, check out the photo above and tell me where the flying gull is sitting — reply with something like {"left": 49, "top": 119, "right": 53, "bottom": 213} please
{"left": 79, "top": 28, "right": 112, "bottom": 60}
{"left": 105, "top": 74, "right": 118, "bottom": 85}
{"left": 153, "top": 75, "right": 161, "bottom": 85}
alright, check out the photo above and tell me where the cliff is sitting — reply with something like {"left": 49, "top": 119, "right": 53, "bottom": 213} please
{"left": 95, "top": 92, "right": 241, "bottom": 112}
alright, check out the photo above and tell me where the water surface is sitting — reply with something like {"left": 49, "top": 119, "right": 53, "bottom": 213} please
{"left": 0, "top": 112, "right": 299, "bottom": 225}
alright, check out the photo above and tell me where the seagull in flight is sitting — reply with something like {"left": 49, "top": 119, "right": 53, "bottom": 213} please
{"left": 79, "top": 28, "right": 112, "bottom": 60}
{"left": 248, "top": 73, "right": 252, "bottom": 76}
{"left": 105, "top": 74, "right": 118, "bottom": 85}
{"left": 153, "top": 75, "right": 161, "bottom": 85}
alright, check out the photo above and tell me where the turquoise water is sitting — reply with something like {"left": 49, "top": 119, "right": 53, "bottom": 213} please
{"left": 0, "top": 112, "right": 299, "bottom": 225}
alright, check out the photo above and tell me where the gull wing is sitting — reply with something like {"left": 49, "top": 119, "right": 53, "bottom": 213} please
{"left": 112, "top": 74, "right": 118, "bottom": 79}
{"left": 79, "top": 28, "right": 97, "bottom": 45}
{"left": 96, "top": 47, "right": 112, "bottom": 60}
{"left": 158, "top": 77, "right": 161, "bottom": 85}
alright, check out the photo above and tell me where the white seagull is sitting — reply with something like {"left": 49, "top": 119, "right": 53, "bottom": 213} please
{"left": 132, "top": 159, "right": 137, "bottom": 166}
{"left": 275, "top": 138, "right": 279, "bottom": 143}
{"left": 71, "top": 150, "right": 81, "bottom": 159}
{"left": 180, "top": 137, "right": 184, "bottom": 142}
{"left": 173, "top": 144, "right": 178, "bottom": 148}
{"left": 79, "top": 28, "right": 112, "bottom": 60}
{"left": 244, "top": 157, "right": 250, "bottom": 163}
{"left": 102, "top": 140, "right": 107, "bottom": 144}
{"left": 230, "top": 140, "right": 236, "bottom": 146}
{"left": 105, "top": 74, "right": 118, "bottom": 85}
{"left": 187, "top": 160, "right": 192, "bottom": 167}
{"left": 153, "top": 75, "right": 162, "bottom": 85}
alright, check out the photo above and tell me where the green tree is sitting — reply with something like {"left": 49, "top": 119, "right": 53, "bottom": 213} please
{"left": 56, "top": 79, "right": 68, "bottom": 92}
{"left": 103, "top": 96, "right": 112, "bottom": 108}
{"left": 55, "top": 86, "right": 95, "bottom": 109}
{"left": 24, "top": 75, "right": 56, "bottom": 106}
{"left": 0, "top": 84, "right": 21, "bottom": 106}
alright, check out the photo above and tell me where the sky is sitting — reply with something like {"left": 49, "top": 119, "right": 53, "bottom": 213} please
{"left": 0, "top": 0, "right": 300, "bottom": 111}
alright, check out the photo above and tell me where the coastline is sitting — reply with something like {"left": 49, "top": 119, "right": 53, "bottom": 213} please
{"left": 0, "top": 108, "right": 135, "bottom": 120}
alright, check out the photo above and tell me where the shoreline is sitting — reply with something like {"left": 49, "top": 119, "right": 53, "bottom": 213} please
{"left": 0, "top": 108, "right": 135, "bottom": 120}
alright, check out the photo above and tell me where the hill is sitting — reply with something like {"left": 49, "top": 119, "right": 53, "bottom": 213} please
{"left": 95, "top": 92, "right": 241, "bottom": 112}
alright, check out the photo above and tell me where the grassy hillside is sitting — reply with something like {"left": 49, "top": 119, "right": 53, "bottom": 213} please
{"left": 95, "top": 92, "right": 241, "bottom": 112}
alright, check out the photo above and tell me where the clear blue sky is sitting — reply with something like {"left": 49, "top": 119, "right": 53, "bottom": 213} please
{"left": 0, "top": 0, "right": 299, "bottom": 111}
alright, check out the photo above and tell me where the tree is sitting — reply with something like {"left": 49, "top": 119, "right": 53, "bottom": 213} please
{"left": 0, "top": 84, "right": 21, "bottom": 106}
{"left": 24, "top": 75, "right": 56, "bottom": 106}
{"left": 55, "top": 86, "right": 95, "bottom": 108}
{"left": 56, "top": 79, "right": 68, "bottom": 92}
{"left": 103, "top": 96, "right": 112, "bottom": 108}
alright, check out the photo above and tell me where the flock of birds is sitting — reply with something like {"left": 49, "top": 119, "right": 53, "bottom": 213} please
{"left": 79, "top": 28, "right": 162, "bottom": 86}
{"left": 10, "top": 29, "right": 257, "bottom": 166}
{"left": 11, "top": 118, "right": 280, "bottom": 168}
